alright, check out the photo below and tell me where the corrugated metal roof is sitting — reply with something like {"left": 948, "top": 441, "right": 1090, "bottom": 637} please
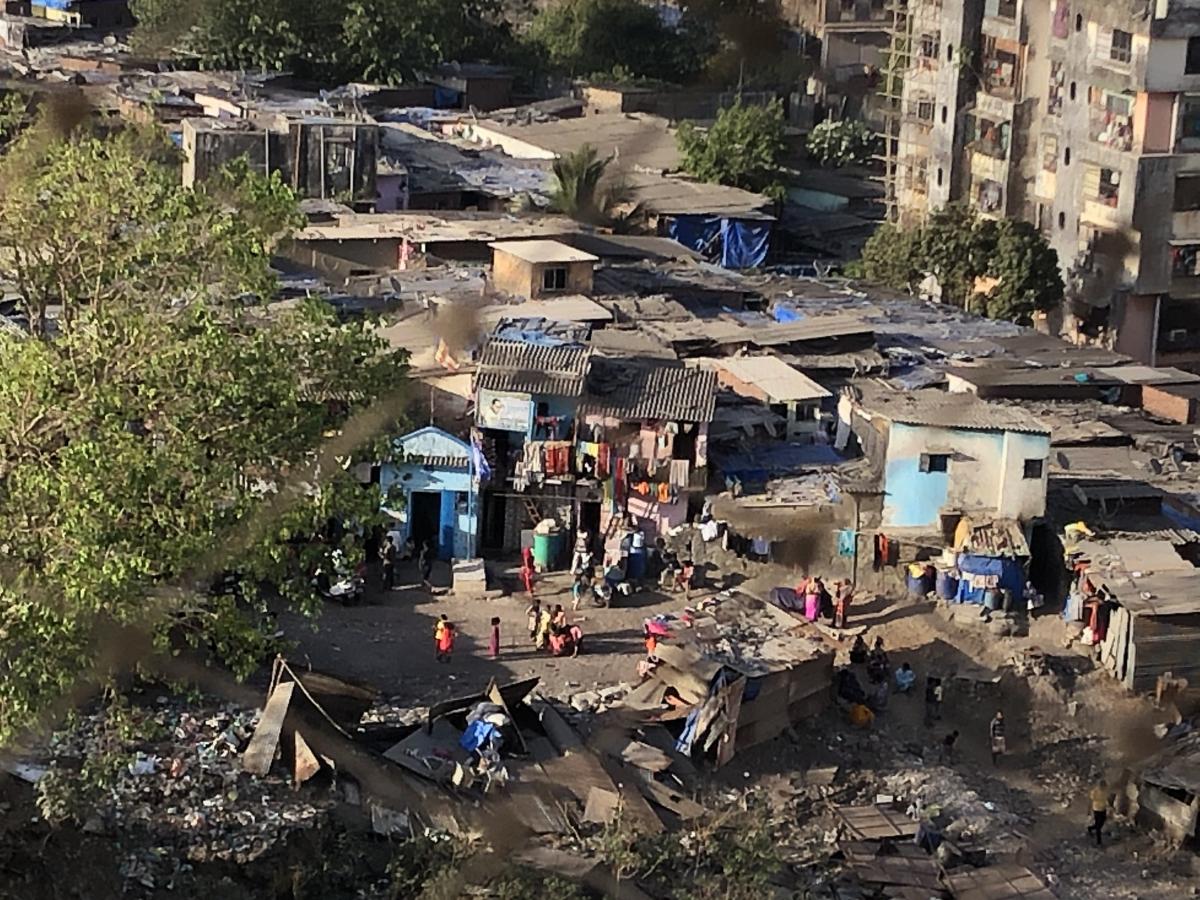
{"left": 854, "top": 384, "right": 1049, "bottom": 435}
{"left": 476, "top": 339, "right": 589, "bottom": 397}
{"left": 582, "top": 358, "right": 716, "bottom": 423}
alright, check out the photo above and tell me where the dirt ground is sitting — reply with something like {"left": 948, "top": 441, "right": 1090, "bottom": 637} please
{"left": 280, "top": 554, "right": 1199, "bottom": 899}
{"left": 278, "top": 558, "right": 692, "bottom": 703}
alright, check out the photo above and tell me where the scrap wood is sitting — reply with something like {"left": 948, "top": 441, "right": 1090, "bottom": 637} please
{"left": 486, "top": 677, "right": 528, "bottom": 753}
{"left": 635, "top": 777, "right": 706, "bottom": 820}
{"left": 849, "top": 854, "right": 942, "bottom": 892}
{"left": 582, "top": 786, "right": 622, "bottom": 825}
{"left": 943, "top": 864, "right": 1055, "bottom": 900}
{"left": 292, "top": 731, "right": 321, "bottom": 788}
{"left": 588, "top": 728, "right": 673, "bottom": 773}
{"left": 242, "top": 681, "right": 295, "bottom": 776}
{"left": 835, "top": 804, "right": 918, "bottom": 841}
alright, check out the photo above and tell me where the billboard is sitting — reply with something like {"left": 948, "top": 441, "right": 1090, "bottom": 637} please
{"left": 477, "top": 389, "right": 532, "bottom": 432}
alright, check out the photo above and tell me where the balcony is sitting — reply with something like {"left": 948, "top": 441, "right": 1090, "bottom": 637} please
{"left": 982, "top": 50, "right": 1019, "bottom": 101}
{"left": 1170, "top": 244, "right": 1200, "bottom": 299}
{"left": 974, "top": 178, "right": 1005, "bottom": 215}
{"left": 1091, "top": 107, "right": 1134, "bottom": 153}
{"left": 824, "top": 0, "right": 890, "bottom": 27}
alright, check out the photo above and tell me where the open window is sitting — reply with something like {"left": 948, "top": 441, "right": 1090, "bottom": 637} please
{"left": 919, "top": 453, "right": 950, "bottom": 473}
{"left": 541, "top": 266, "right": 567, "bottom": 292}
{"left": 1023, "top": 459, "right": 1045, "bottom": 479}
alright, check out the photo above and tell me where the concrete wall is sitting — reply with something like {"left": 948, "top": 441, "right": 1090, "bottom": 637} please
{"left": 881, "top": 422, "right": 1049, "bottom": 528}
{"left": 491, "top": 250, "right": 594, "bottom": 299}
{"left": 1142, "top": 382, "right": 1200, "bottom": 422}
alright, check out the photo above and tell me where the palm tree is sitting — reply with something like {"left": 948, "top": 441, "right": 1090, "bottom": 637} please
{"left": 550, "top": 144, "right": 611, "bottom": 224}
{"left": 550, "top": 144, "right": 644, "bottom": 232}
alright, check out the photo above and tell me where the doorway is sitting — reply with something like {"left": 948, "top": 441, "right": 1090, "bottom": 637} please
{"left": 410, "top": 491, "right": 441, "bottom": 550}
{"left": 579, "top": 501, "right": 601, "bottom": 552}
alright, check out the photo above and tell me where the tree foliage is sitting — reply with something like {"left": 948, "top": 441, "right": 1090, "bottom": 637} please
{"left": 0, "top": 120, "right": 407, "bottom": 743}
{"left": 677, "top": 0, "right": 802, "bottom": 88}
{"left": 130, "top": 0, "right": 512, "bottom": 83}
{"left": 548, "top": 143, "right": 640, "bottom": 229}
{"left": 678, "top": 99, "right": 787, "bottom": 200}
{"left": 855, "top": 203, "right": 1063, "bottom": 323}
{"left": 806, "top": 118, "right": 876, "bottom": 168}
{"left": 529, "top": 0, "right": 695, "bottom": 82}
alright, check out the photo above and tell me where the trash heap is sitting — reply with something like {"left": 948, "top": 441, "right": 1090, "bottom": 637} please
{"left": 882, "top": 766, "right": 1026, "bottom": 855}
{"left": 45, "top": 699, "right": 332, "bottom": 892}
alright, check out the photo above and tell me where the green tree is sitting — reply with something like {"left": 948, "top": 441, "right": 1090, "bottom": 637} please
{"left": 131, "top": 0, "right": 512, "bottom": 83}
{"left": 856, "top": 222, "right": 924, "bottom": 292}
{"left": 547, "top": 143, "right": 641, "bottom": 229}
{"left": 919, "top": 202, "right": 994, "bottom": 308}
{"left": 982, "top": 218, "right": 1064, "bottom": 321}
{"left": 529, "top": 0, "right": 690, "bottom": 82}
{"left": 677, "top": 0, "right": 801, "bottom": 88}
{"left": 806, "top": 118, "right": 876, "bottom": 168}
{"left": 677, "top": 99, "right": 787, "bottom": 200}
{"left": 853, "top": 204, "right": 1063, "bottom": 323}
{"left": 0, "top": 121, "right": 407, "bottom": 743}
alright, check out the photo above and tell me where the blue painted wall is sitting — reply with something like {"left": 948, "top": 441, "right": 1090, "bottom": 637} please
{"left": 379, "top": 427, "right": 478, "bottom": 560}
{"left": 882, "top": 454, "right": 950, "bottom": 528}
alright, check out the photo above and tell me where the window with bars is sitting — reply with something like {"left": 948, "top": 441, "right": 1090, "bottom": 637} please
{"left": 1110, "top": 29, "right": 1133, "bottom": 65}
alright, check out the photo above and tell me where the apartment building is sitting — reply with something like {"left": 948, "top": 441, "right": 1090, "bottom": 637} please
{"left": 895, "top": 0, "right": 1200, "bottom": 370}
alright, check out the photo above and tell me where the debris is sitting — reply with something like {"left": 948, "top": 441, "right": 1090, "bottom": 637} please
{"left": 241, "top": 681, "right": 295, "bottom": 776}
{"left": 582, "top": 786, "right": 622, "bottom": 825}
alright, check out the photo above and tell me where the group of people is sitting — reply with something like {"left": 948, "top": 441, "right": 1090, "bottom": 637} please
{"left": 431, "top": 613, "right": 503, "bottom": 663}
{"left": 796, "top": 575, "right": 855, "bottom": 628}
{"left": 380, "top": 533, "right": 435, "bottom": 591}
{"left": 525, "top": 599, "right": 583, "bottom": 657}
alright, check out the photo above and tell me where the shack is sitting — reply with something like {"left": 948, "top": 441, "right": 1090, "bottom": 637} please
{"left": 1136, "top": 730, "right": 1200, "bottom": 844}
{"left": 626, "top": 591, "right": 833, "bottom": 765}
{"left": 378, "top": 427, "right": 479, "bottom": 560}
{"left": 1068, "top": 536, "right": 1200, "bottom": 692}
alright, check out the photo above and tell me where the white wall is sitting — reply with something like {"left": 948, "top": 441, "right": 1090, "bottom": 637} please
{"left": 1145, "top": 37, "right": 1200, "bottom": 93}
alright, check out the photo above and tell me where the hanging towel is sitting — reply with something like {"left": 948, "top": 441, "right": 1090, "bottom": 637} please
{"left": 669, "top": 459, "right": 690, "bottom": 489}
{"left": 837, "top": 528, "right": 856, "bottom": 557}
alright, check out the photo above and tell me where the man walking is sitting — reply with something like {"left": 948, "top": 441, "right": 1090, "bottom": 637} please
{"left": 1087, "top": 778, "right": 1110, "bottom": 846}
{"left": 989, "top": 711, "right": 1006, "bottom": 766}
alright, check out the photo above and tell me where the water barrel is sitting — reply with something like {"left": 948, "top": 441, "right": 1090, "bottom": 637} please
{"left": 532, "top": 530, "right": 561, "bottom": 571}
{"left": 935, "top": 568, "right": 960, "bottom": 601}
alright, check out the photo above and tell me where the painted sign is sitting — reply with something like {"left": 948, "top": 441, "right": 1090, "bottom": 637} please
{"left": 477, "top": 389, "right": 532, "bottom": 432}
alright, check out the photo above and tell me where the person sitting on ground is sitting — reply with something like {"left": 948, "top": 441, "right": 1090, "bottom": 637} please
{"left": 849, "top": 634, "right": 869, "bottom": 665}
{"left": 551, "top": 604, "right": 568, "bottom": 633}
{"left": 849, "top": 702, "right": 875, "bottom": 728}
{"left": 895, "top": 662, "right": 917, "bottom": 693}
{"left": 868, "top": 678, "right": 890, "bottom": 712}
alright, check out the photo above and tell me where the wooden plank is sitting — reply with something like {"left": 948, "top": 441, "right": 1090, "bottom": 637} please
{"left": 242, "top": 681, "right": 295, "bottom": 776}
{"left": 487, "top": 678, "right": 528, "bottom": 753}
{"left": 944, "top": 864, "right": 1055, "bottom": 900}
{"left": 582, "top": 786, "right": 622, "bottom": 825}
{"left": 590, "top": 730, "right": 673, "bottom": 773}
{"left": 293, "top": 730, "right": 322, "bottom": 787}
{"left": 636, "top": 777, "right": 706, "bottom": 820}
{"left": 835, "top": 804, "right": 918, "bottom": 841}
{"left": 716, "top": 677, "right": 745, "bottom": 767}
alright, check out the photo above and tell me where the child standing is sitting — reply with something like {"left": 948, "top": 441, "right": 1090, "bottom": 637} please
{"left": 489, "top": 616, "right": 501, "bottom": 659}
{"left": 437, "top": 620, "right": 456, "bottom": 663}
{"left": 433, "top": 614, "right": 447, "bottom": 659}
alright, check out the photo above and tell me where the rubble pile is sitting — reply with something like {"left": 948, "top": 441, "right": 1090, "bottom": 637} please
{"left": 46, "top": 699, "right": 332, "bottom": 892}
{"left": 882, "top": 766, "right": 1026, "bottom": 855}
{"left": 360, "top": 698, "right": 429, "bottom": 727}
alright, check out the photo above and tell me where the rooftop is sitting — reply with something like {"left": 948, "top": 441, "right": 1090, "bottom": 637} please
{"left": 476, "top": 339, "right": 590, "bottom": 397}
{"left": 471, "top": 112, "right": 681, "bottom": 172}
{"left": 583, "top": 357, "right": 717, "bottom": 423}
{"left": 707, "top": 355, "right": 831, "bottom": 402}
{"left": 293, "top": 212, "right": 584, "bottom": 244}
{"left": 853, "top": 384, "right": 1051, "bottom": 435}
{"left": 489, "top": 240, "right": 598, "bottom": 265}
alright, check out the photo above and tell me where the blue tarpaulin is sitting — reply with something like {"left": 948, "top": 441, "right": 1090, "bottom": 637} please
{"left": 720, "top": 218, "right": 771, "bottom": 269}
{"left": 667, "top": 215, "right": 721, "bottom": 257}
{"left": 667, "top": 215, "right": 771, "bottom": 269}
{"left": 460, "top": 720, "right": 501, "bottom": 753}
{"left": 954, "top": 554, "right": 1025, "bottom": 604}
